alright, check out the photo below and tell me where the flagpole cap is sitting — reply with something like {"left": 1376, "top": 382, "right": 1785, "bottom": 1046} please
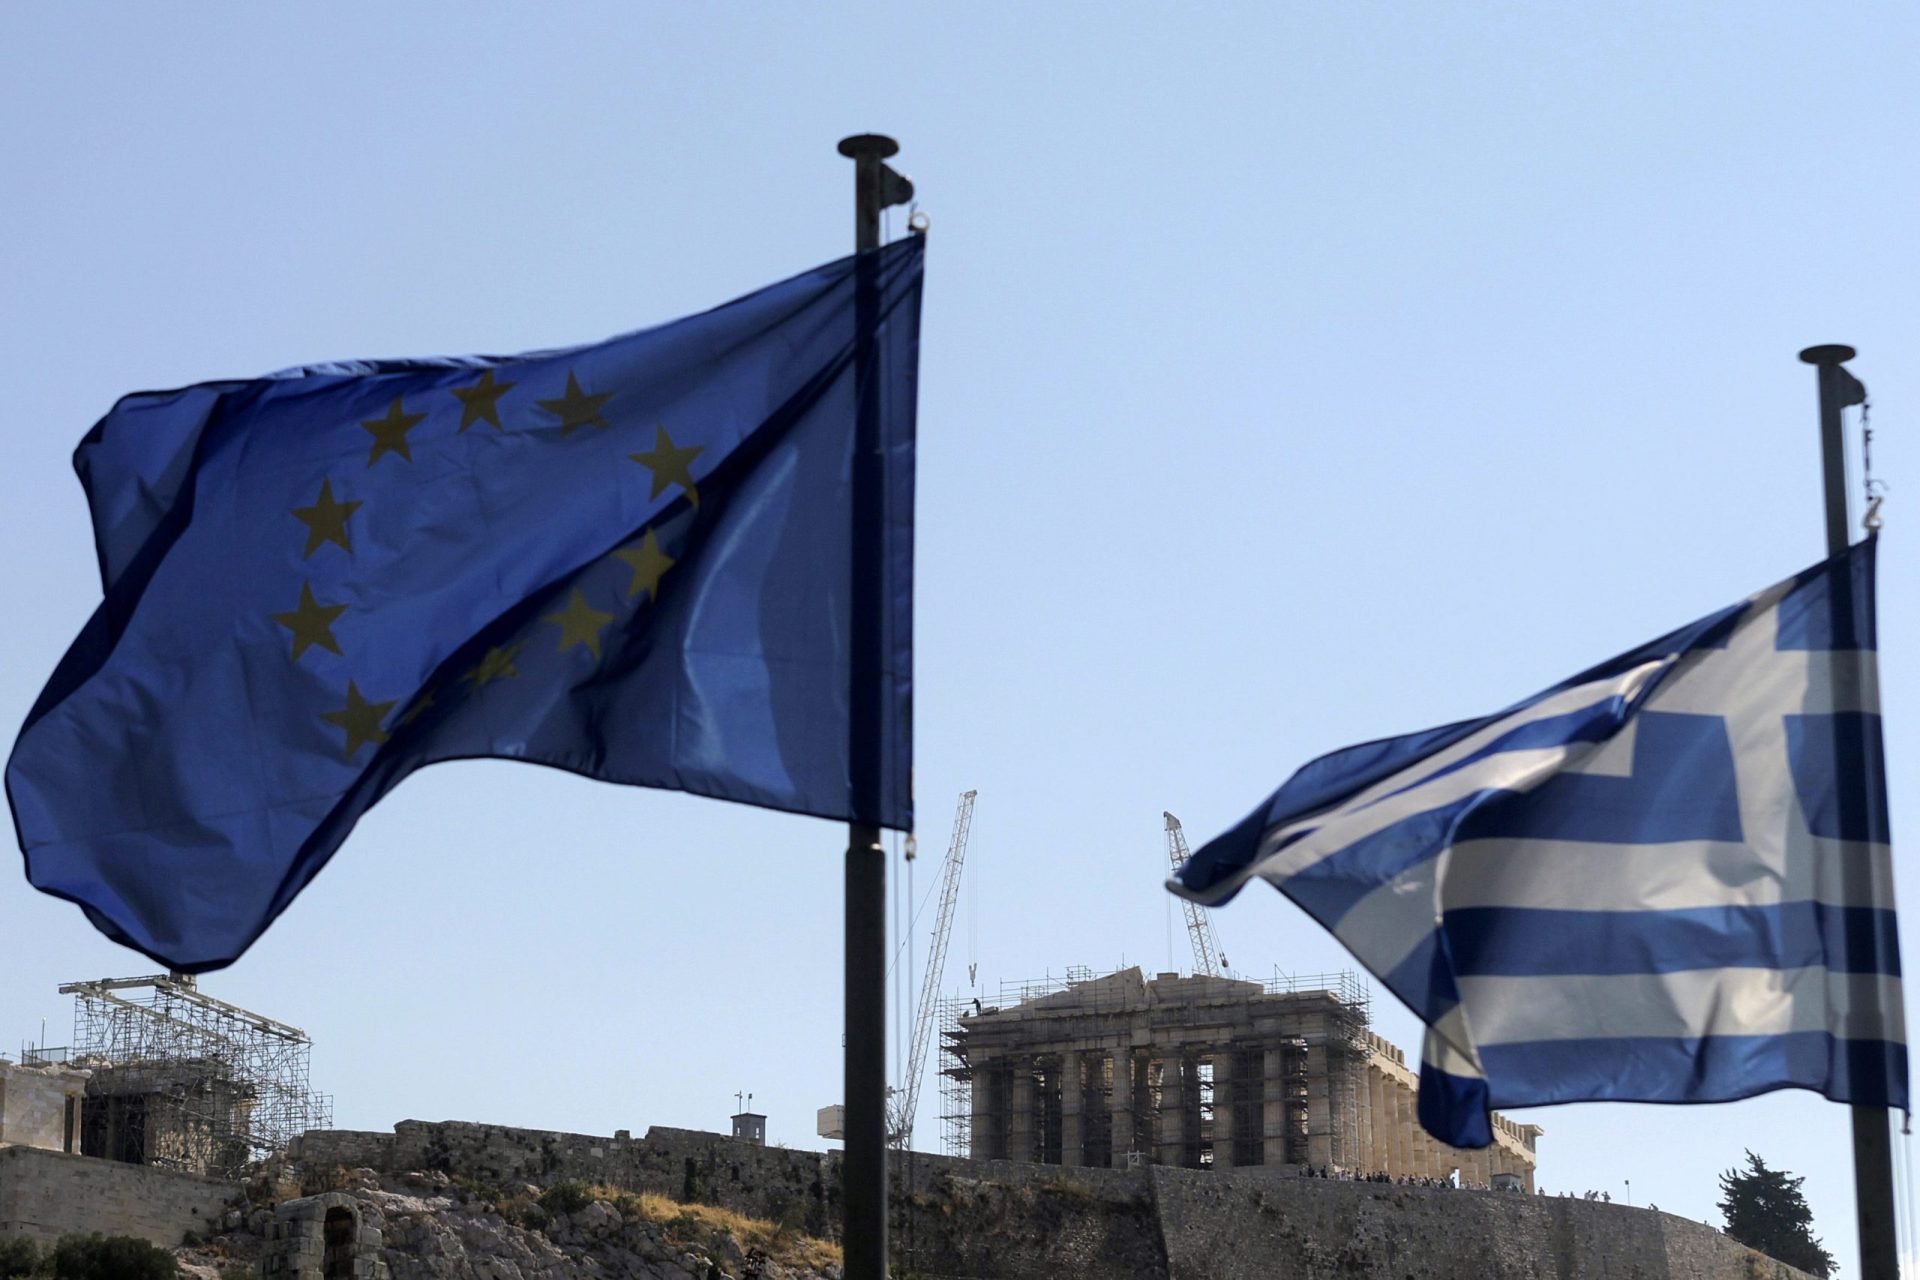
{"left": 1799, "top": 344, "right": 1857, "bottom": 366}
{"left": 838, "top": 134, "right": 900, "bottom": 161}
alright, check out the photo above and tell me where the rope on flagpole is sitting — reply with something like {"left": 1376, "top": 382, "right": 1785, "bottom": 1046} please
{"left": 1862, "top": 396, "right": 1887, "bottom": 532}
{"left": 1901, "top": 1120, "right": 1917, "bottom": 1278}
{"left": 1896, "top": 1111, "right": 1910, "bottom": 1278}
{"left": 893, "top": 829, "right": 905, "bottom": 1105}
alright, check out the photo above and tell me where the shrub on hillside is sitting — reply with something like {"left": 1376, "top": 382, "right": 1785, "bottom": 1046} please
{"left": 538, "top": 1182, "right": 595, "bottom": 1217}
{"left": 681, "top": 1158, "right": 707, "bottom": 1205}
{"left": 0, "top": 1237, "right": 40, "bottom": 1280}
{"left": 49, "top": 1233, "right": 177, "bottom": 1279}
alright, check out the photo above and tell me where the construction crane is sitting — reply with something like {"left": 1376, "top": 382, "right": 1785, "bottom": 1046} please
{"left": 888, "top": 789, "right": 976, "bottom": 1147}
{"left": 1164, "top": 812, "right": 1229, "bottom": 977}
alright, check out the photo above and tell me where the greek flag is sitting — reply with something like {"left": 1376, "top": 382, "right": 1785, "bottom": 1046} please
{"left": 1171, "top": 541, "right": 1904, "bottom": 1147}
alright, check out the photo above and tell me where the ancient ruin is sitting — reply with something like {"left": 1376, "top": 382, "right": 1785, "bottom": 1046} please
{"left": 0, "top": 1060, "right": 89, "bottom": 1155}
{"left": 5, "top": 974, "right": 332, "bottom": 1180}
{"left": 941, "top": 966, "right": 1540, "bottom": 1187}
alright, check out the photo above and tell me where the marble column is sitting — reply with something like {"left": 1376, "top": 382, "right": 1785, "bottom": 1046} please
{"left": 1371, "top": 1071, "right": 1391, "bottom": 1173}
{"left": 1391, "top": 1083, "right": 1412, "bottom": 1176}
{"left": 1211, "top": 1051, "right": 1235, "bottom": 1169}
{"left": 969, "top": 1056, "right": 998, "bottom": 1159}
{"left": 1304, "top": 1042, "right": 1332, "bottom": 1168}
{"left": 1157, "top": 1054, "right": 1187, "bottom": 1167}
{"left": 1060, "top": 1051, "right": 1084, "bottom": 1168}
{"left": 1351, "top": 1062, "right": 1372, "bottom": 1173}
{"left": 1469, "top": 1146, "right": 1491, "bottom": 1188}
{"left": 1421, "top": 1134, "right": 1443, "bottom": 1181}
{"left": 1110, "top": 1048, "right": 1135, "bottom": 1168}
{"left": 1008, "top": 1059, "right": 1034, "bottom": 1163}
{"left": 1261, "top": 1046, "right": 1289, "bottom": 1165}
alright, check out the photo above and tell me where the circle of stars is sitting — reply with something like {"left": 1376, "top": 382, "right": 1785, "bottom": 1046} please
{"left": 280, "top": 367, "right": 692, "bottom": 762}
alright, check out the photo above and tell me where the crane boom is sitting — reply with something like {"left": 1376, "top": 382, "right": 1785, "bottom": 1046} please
{"left": 891, "top": 789, "right": 976, "bottom": 1147}
{"left": 1165, "top": 812, "right": 1228, "bottom": 977}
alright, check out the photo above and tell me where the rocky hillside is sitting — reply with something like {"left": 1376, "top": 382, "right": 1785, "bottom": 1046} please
{"left": 174, "top": 1167, "right": 841, "bottom": 1280}
{"left": 160, "top": 1122, "right": 1818, "bottom": 1279}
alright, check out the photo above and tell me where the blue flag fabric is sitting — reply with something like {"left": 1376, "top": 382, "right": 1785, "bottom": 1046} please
{"left": 10, "top": 237, "right": 925, "bottom": 973}
{"left": 1172, "top": 541, "right": 1904, "bottom": 1147}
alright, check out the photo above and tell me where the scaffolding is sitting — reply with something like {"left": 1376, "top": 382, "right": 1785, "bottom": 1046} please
{"left": 936, "top": 996, "right": 972, "bottom": 1157}
{"left": 52, "top": 974, "right": 331, "bottom": 1177}
{"left": 938, "top": 965, "right": 1371, "bottom": 1169}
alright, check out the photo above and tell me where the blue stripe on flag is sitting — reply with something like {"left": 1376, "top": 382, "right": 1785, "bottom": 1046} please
{"left": 1458, "top": 712, "right": 1742, "bottom": 844}
{"left": 1284, "top": 793, "right": 1487, "bottom": 926}
{"left": 1176, "top": 600, "right": 1751, "bottom": 904}
{"left": 1787, "top": 712, "right": 1892, "bottom": 843}
{"left": 1383, "top": 930, "right": 1459, "bottom": 1024}
{"left": 1369, "top": 703, "right": 1626, "bottom": 808}
{"left": 1419, "top": 1066, "right": 1493, "bottom": 1150}
{"left": 1776, "top": 538, "right": 1877, "bottom": 651}
{"left": 1442, "top": 902, "right": 1903, "bottom": 977}
{"left": 1474, "top": 1032, "right": 1908, "bottom": 1109}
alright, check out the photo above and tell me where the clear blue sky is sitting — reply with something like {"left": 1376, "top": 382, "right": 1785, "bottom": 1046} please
{"left": 3, "top": 3, "right": 1917, "bottom": 1269}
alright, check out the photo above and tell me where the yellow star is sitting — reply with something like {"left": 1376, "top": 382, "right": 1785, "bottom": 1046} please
{"left": 542, "top": 588, "right": 615, "bottom": 659}
{"left": 291, "top": 479, "right": 362, "bottom": 557}
{"left": 360, "top": 395, "right": 427, "bottom": 465}
{"left": 461, "top": 640, "right": 528, "bottom": 688}
{"left": 398, "top": 688, "right": 436, "bottom": 726}
{"left": 320, "top": 680, "right": 394, "bottom": 761}
{"left": 629, "top": 424, "right": 703, "bottom": 508}
{"left": 453, "top": 369, "right": 516, "bottom": 432}
{"left": 613, "top": 528, "right": 675, "bottom": 601}
{"left": 536, "top": 371, "right": 612, "bottom": 436}
{"left": 270, "top": 582, "right": 347, "bottom": 661}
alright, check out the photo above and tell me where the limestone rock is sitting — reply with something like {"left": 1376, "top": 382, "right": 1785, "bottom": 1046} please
{"left": 181, "top": 1173, "right": 836, "bottom": 1280}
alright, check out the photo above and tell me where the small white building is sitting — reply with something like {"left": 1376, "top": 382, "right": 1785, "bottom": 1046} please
{"left": 731, "top": 1111, "right": 767, "bottom": 1146}
{"left": 0, "top": 1060, "right": 91, "bottom": 1155}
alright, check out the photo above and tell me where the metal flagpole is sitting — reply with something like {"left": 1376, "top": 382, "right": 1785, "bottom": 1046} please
{"left": 839, "top": 132, "right": 913, "bottom": 1280}
{"left": 1798, "top": 342, "right": 1897, "bottom": 1280}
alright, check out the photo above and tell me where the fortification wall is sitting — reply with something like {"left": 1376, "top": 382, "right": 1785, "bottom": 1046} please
{"left": 0, "top": 1145, "right": 240, "bottom": 1247}
{"left": 1147, "top": 1165, "right": 1812, "bottom": 1280}
{"left": 290, "top": 1121, "right": 845, "bottom": 1236}
{"left": 283, "top": 1121, "right": 1815, "bottom": 1279}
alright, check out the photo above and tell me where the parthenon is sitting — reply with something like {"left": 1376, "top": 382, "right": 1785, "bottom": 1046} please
{"left": 942, "top": 967, "right": 1540, "bottom": 1187}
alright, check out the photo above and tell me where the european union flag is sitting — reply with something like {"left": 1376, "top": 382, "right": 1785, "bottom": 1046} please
{"left": 9, "top": 237, "right": 925, "bottom": 972}
{"left": 1172, "top": 541, "right": 1904, "bottom": 1147}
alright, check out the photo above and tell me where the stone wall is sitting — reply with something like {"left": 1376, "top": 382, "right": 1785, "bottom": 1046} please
{"left": 283, "top": 1121, "right": 1814, "bottom": 1279}
{"left": 0, "top": 1062, "right": 88, "bottom": 1154}
{"left": 0, "top": 1144, "right": 241, "bottom": 1247}
{"left": 260, "top": 1191, "right": 389, "bottom": 1279}
{"left": 290, "top": 1121, "right": 845, "bottom": 1234}
{"left": 1147, "top": 1165, "right": 1813, "bottom": 1280}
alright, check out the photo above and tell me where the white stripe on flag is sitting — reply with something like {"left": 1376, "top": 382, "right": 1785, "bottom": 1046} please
{"left": 1433, "top": 836, "right": 1896, "bottom": 913}
{"left": 1421, "top": 1012, "right": 1486, "bottom": 1081}
{"left": 1457, "top": 967, "right": 1905, "bottom": 1045}
{"left": 1243, "top": 663, "right": 1668, "bottom": 892}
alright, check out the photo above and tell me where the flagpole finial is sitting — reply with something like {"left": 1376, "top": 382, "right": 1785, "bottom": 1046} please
{"left": 837, "top": 134, "right": 900, "bottom": 161}
{"left": 1800, "top": 344, "right": 1857, "bottom": 365}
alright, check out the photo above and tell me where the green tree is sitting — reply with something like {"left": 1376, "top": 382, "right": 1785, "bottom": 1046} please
{"left": 0, "top": 1237, "right": 40, "bottom": 1280}
{"left": 1717, "top": 1151, "right": 1836, "bottom": 1278}
{"left": 48, "top": 1232, "right": 177, "bottom": 1280}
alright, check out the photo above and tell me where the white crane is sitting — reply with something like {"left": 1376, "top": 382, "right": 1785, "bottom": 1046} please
{"left": 1164, "top": 812, "right": 1228, "bottom": 977}
{"left": 888, "top": 789, "right": 976, "bottom": 1147}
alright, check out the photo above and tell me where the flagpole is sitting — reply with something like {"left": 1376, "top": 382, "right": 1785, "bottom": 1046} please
{"left": 840, "top": 131, "right": 912, "bottom": 1280}
{"left": 1799, "top": 342, "right": 1897, "bottom": 1280}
